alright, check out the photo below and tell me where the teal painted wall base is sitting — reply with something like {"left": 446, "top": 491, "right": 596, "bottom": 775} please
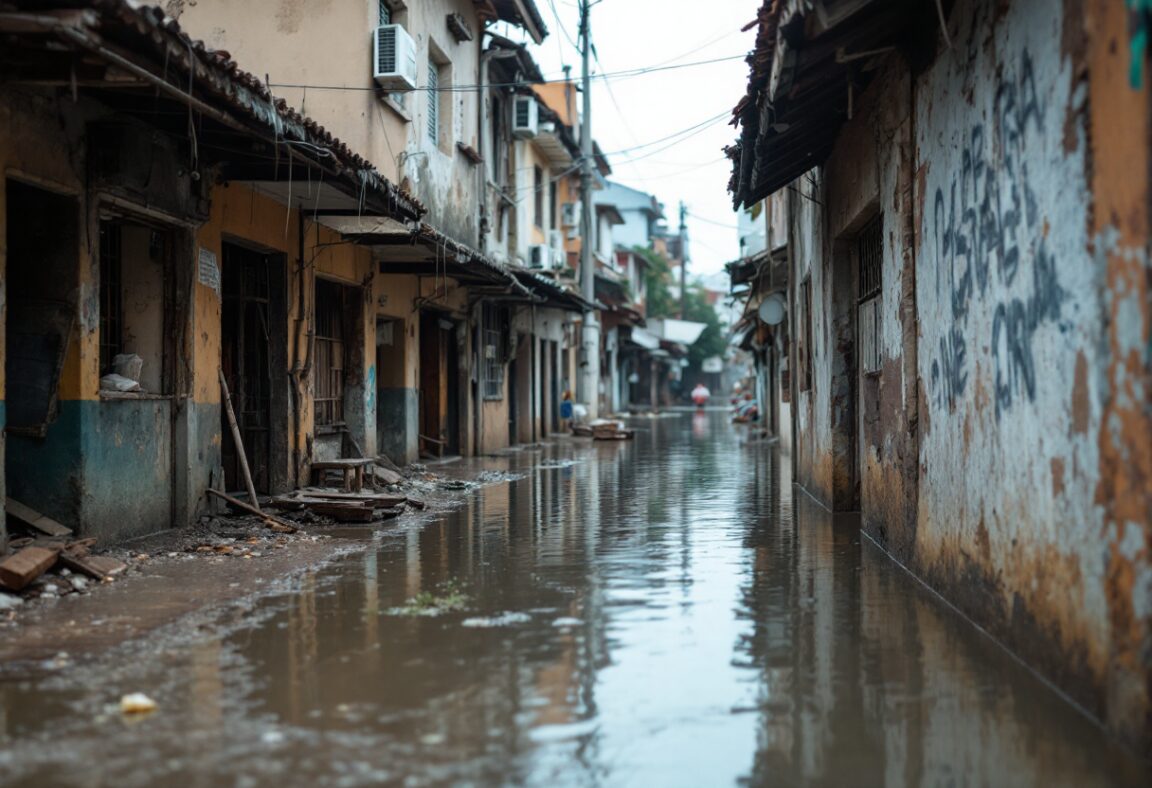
{"left": 5, "top": 399, "right": 222, "bottom": 543}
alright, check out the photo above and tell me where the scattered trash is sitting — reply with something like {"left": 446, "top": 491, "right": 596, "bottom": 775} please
{"left": 99, "top": 373, "right": 141, "bottom": 392}
{"left": 461, "top": 612, "right": 532, "bottom": 628}
{"left": 119, "top": 692, "right": 157, "bottom": 714}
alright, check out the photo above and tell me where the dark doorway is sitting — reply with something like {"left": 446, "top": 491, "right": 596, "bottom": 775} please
{"left": 419, "top": 311, "right": 458, "bottom": 457}
{"left": 830, "top": 237, "right": 860, "bottom": 511}
{"left": 4, "top": 180, "right": 80, "bottom": 528}
{"left": 221, "top": 242, "right": 288, "bottom": 495}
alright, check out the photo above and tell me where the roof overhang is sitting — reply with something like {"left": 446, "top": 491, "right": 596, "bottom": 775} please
{"left": 728, "top": 0, "right": 918, "bottom": 208}
{"left": 475, "top": 0, "right": 548, "bottom": 45}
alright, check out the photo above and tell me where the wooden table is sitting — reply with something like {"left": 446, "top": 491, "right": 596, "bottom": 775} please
{"left": 310, "top": 458, "right": 375, "bottom": 492}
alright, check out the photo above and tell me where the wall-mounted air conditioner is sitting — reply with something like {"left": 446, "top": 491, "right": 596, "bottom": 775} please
{"left": 373, "top": 24, "right": 417, "bottom": 91}
{"left": 528, "top": 244, "right": 552, "bottom": 269}
{"left": 548, "top": 230, "right": 564, "bottom": 257}
{"left": 561, "top": 202, "right": 580, "bottom": 227}
{"left": 513, "top": 96, "right": 539, "bottom": 139}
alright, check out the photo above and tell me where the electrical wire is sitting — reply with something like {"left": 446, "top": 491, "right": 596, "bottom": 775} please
{"left": 266, "top": 52, "right": 746, "bottom": 95}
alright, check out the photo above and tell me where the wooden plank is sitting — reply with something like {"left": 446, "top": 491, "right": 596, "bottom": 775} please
{"left": 206, "top": 489, "right": 298, "bottom": 533}
{"left": 0, "top": 546, "right": 59, "bottom": 591}
{"left": 310, "top": 459, "right": 375, "bottom": 469}
{"left": 219, "top": 369, "right": 261, "bottom": 514}
{"left": 5, "top": 497, "right": 72, "bottom": 537}
{"left": 272, "top": 496, "right": 374, "bottom": 509}
{"left": 295, "top": 490, "right": 407, "bottom": 506}
{"left": 59, "top": 552, "right": 126, "bottom": 581}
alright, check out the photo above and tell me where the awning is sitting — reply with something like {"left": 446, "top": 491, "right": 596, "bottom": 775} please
{"left": 648, "top": 318, "right": 707, "bottom": 346}
{"left": 629, "top": 327, "right": 661, "bottom": 350}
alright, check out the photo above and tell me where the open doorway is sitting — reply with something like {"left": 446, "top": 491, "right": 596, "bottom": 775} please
{"left": 220, "top": 242, "right": 288, "bottom": 495}
{"left": 418, "top": 311, "right": 459, "bottom": 458}
{"left": 4, "top": 179, "right": 80, "bottom": 527}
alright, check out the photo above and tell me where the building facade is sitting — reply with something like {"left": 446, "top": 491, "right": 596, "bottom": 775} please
{"left": 729, "top": 0, "right": 1151, "bottom": 750}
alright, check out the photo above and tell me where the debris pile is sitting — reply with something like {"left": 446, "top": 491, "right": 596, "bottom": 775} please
{"left": 572, "top": 419, "right": 635, "bottom": 440}
{"left": 1, "top": 498, "right": 128, "bottom": 604}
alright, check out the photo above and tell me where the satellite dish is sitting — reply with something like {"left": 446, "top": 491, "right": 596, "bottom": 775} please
{"left": 757, "top": 293, "right": 786, "bottom": 325}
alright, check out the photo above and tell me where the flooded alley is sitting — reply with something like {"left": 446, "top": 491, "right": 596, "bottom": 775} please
{"left": 0, "top": 413, "right": 1145, "bottom": 786}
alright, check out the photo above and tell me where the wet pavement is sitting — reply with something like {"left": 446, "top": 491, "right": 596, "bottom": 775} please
{"left": 0, "top": 411, "right": 1147, "bottom": 786}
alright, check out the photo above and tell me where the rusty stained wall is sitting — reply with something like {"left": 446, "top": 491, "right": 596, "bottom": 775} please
{"left": 912, "top": 0, "right": 1142, "bottom": 738}
{"left": 787, "top": 0, "right": 1150, "bottom": 747}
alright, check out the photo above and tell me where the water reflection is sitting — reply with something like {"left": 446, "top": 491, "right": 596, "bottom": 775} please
{"left": 0, "top": 412, "right": 1146, "bottom": 786}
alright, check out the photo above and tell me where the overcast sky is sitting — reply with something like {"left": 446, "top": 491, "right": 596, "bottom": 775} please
{"left": 495, "top": 1, "right": 757, "bottom": 278}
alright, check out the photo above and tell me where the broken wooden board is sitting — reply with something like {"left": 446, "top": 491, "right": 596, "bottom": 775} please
{"left": 5, "top": 497, "right": 72, "bottom": 538}
{"left": 295, "top": 490, "right": 408, "bottom": 506}
{"left": 372, "top": 466, "right": 403, "bottom": 486}
{"left": 271, "top": 496, "right": 374, "bottom": 509}
{"left": 59, "top": 552, "right": 126, "bottom": 581}
{"left": 0, "top": 546, "right": 59, "bottom": 591}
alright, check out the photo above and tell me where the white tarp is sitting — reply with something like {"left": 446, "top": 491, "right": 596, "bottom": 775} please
{"left": 647, "top": 318, "right": 707, "bottom": 346}
{"left": 629, "top": 327, "right": 661, "bottom": 350}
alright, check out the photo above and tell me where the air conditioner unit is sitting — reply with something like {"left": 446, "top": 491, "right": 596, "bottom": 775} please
{"left": 529, "top": 244, "right": 552, "bottom": 269}
{"left": 561, "top": 202, "right": 580, "bottom": 227}
{"left": 548, "top": 229, "right": 564, "bottom": 256}
{"left": 513, "top": 96, "right": 539, "bottom": 139}
{"left": 373, "top": 24, "right": 417, "bottom": 91}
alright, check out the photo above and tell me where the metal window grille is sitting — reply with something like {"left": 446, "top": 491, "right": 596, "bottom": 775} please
{"left": 314, "top": 280, "right": 346, "bottom": 426}
{"left": 378, "top": 1, "right": 390, "bottom": 25}
{"left": 857, "top": 215, "right": 883, "bottom": 375}
{"left": 482, "top": 303, "right": 506, "bottom": 400}
{"left": 427, "top": 62, "right": 439, "bottom": 143}
{"left": 858, "top": 215, "right": 882, "bottom": 302}
{"left": 98, "top": 222, "right": 123, "bottom": 375}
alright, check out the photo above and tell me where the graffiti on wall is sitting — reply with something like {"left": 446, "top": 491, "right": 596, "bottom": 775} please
{"left": 928, "top": 48, "right": 1066, "bottom": 417}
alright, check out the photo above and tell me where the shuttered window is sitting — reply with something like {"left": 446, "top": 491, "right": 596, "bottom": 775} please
{"left": 427, "top": 62, "right": 439, "bottom": 144}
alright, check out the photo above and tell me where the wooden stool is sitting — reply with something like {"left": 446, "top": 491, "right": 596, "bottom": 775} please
{"left": 310, "top": 459, "right": 375, "bottom": 492}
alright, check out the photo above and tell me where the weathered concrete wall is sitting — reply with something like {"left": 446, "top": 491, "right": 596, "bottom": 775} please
{"left": 912, "top": 0, "right": 1147, "bottom": 740}
{"left": 789, "top": 0, "right": 1151, "bottom": 748}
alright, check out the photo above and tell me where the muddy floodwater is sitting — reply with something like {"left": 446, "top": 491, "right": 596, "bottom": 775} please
{"left": 0, "top": 412, "right": 1147, "bottom": 786}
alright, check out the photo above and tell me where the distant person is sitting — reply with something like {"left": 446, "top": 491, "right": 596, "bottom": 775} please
{"left": 560, "top": 389, "right": 574, "bottom": 431}
{"left": 691, "top": 382, "right": 710, "bottom": 409}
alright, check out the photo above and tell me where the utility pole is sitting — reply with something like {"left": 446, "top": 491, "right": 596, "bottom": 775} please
{"left": 578, "top": 0, "right": 600, "bottom": 419}
{"left": 679, "top": 200, "right": 688, "bottom": 319}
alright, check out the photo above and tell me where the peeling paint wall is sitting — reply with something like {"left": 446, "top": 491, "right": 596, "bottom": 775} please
{"left": 788, "top": 0, "right": 1151, "bottom": 748}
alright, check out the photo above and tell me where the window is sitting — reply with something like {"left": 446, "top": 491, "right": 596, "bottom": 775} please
{"left": 314, "top": 279, "right": 346, "bottom": 426}
{"left": 378, "top": 0, "right": 390, "bottom": 25}
{"left": 482, "top": 303, "right": 506, "bottom": 400}
{"left": 426, "top": 60, "right": 439, "bottom": 144}
{"left": 98, "top": 218, "right": 172, "bottom": 393}
{"left": 533, "top": 166, "right": 544, "bottom": 228}
{"left": 99, "top": 223, "right": 123, "bottom": 375}
{"left": 857, "top": 214, "right": 882, "bottom": 375}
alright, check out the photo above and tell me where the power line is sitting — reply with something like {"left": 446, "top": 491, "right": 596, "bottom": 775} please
{"left": 689, "top": 211, "right": 741, "bottom": 229}
{"left": 266, "top": 52, "right": 745, "bottom": 95}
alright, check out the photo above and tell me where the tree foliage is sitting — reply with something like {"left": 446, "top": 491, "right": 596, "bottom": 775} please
{"left": 634, "top": 245, "right": 727, "bottom": 375}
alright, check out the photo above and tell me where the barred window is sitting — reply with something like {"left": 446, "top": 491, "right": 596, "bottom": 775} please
{"left": 482, "top": 303, "right": 506, "bottom": 400}
{"left": 427, "top": 61, "right": 439, "bottom": 144}
{"left": 98, "top": 222, "right": 123, "bottom": 375}
{"left": 378, "top": 1, "right": 390, "bottom": 25}
{"left": 315, "top": 279, "right": 346, "bottom": 426}
{"left": 857, "top": 214, "right": 882, "bottom": 375}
